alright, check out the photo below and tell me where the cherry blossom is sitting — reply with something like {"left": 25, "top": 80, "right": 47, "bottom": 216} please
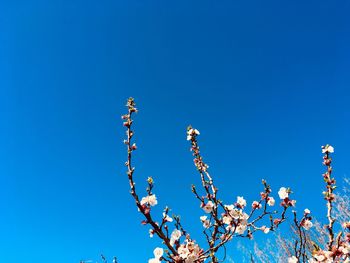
{"left": 186, "top": 128, "right": 200, "bottom": 141}
{"left": 122, "top": 98, "right": 307, "bottom": 263}
{"left": 267, "top": 196, "right": 275, "bottom": 206}
{"left": 304, "top": 208, "right": 310, "bottom": 214}
{"left": 262, "top": 226, "right": 270, "bottom": 234}
{"left": 170, "top": 229, "right": 182, "bottom": 246}
{"left": 153, "top": 247, "right": 163, "bottom": 259}
{"left": 202, "top": 200, "right": 215, "bottom": 213}
{"left": 148, "top": 258, "right": 160, "bottom": 263}
{"left": 301, "top": 219, "right": 313, "bottom": 230}
{"left": 199, "top": 216, "right": 210, "bottom": 228}
{"left": 140, "top": 194, "right": 158, "bottom": 207}
{"left": 236, "top": 196, "right": 247, "bottom": 208}
{"left": 163, "top": 213, "right": 173, "bottom": 222}
{"left": 288, "top": 256, "right": 298, "bottom": 263}
{"left": 278, "top": 187, "right": 289, "bottom": 199}
{"left": 252, "top": 200, "right": 262, "bottom": 209}
{"left": 321, "top": 144, "right": 334, "bottom": 154}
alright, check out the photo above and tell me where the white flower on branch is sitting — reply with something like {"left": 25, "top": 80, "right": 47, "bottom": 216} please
{"left": 202, "top": 200, "right": 215, "bottom": 213}
{"left": 222, "top": 215, "right": 232, "bottom": 225}
{"left": 140, "top": 194, "right": 158, "bottom": 207}
{"left": 338, "top": 245, "right": 349, "bottom": 255}
{"left": 288, "top": 256, "right": 298, "bottom": 263}
{"left": 153, "top": 247, "right": 163, "bottom": 259}
{"left": 224, "top": 204, "right": 234, "bottom": 211}
{"left": 262, "top": 226, "right": 270, "bottom": 234}
{"left": 229, "top": 208, "right": 244, "bottom": 219}
{"left": 252, "top": 201, "right": 262, "bottom": 209}
{"left": 163, "top": 213, "right": 173, "bottom": 222}
{"left": 235, "top": 223, "right": 248, "bottom": 235}
{"left": 301, "top": 219, "right": 313, "bottom": 230}
{"left": 236, "top": 196, "right": 247, "bottom": 208}
{"left": 200, "top": 215, "right": 210, "bottom": 228}
{"left": 170, "top": 229, "right": 182, "bottom": 246}
{"left": 186, "top": 128, "right": 200, "bottom": 141}
{"left": 148, "top": 246, "right": 163, "bottom": 263}
{"left": 148, "top": 258, "right": 160, "bottom": 263}
{"left": 321, "top": 144, "right": 334, "bottom": 153}
{"left": 278, "top": 187, "right": 289, "bottom": 199}
{"left": 267, "top": 197, "right": 275, "bottom": 206}
{"left": 312, "top": 252, "right": 332, "bottom": 262}
{"left": 177, "top": 240, "right": 201, "bottom": 262}
{"left": 149, "top": 229, "right": 154, "bottom": 238}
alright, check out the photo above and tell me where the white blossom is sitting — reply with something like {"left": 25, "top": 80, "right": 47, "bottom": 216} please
{"left": 200, "top": 215, "right": 210, "bottom": 228}
{"left": 262, "top": 226, "right": 270, "bottom": 234}
{"left": 236, "top": 196, "right": 247, "bottom": 207}
{"left": 153, "top": 247, "right": 163, "bottom": 259}
{"left": 302, "top": 219, "right": 313, "bottom": 230}
{"left": 148, "top": 258, "right": 160, "bottom": 263}
{"left": 235, "top": 223, "right": 247, "bottom": 235}
{"left": 278, "top": 187, "right": 289, "bottom": 199}
{"left": 140, "top": 194, "right": 158, "bottom": 206}
{"left": 202, "top": 201, "right": 215, "bottom": 213}
{"left": 222, "top": 215, "right": 232, "bottom": 225}
{"left": 288, "top": 256, "right": 298, "bottom": 263}
{"left": 224, "top": 204, "right": 234, "bottom": 211}
{"left": 322, "top": 145, "right": 334, "bottom": 153}
{"left": 267, "top": 197, "right": 275, "bottom": 206}
{"left": 163, "top": 213, "right": 173, "bottom": 222}
{"left": 186, "top": 128, "right": 200, "bottom": 140}
{"left": 252, "top": 200, "right": 262, "bottom": 209}
{"left": 170, "top": 229, "right": 182, "bottom": 246}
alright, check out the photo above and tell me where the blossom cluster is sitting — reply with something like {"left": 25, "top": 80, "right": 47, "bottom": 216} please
{"left": 148, "top": 247, "right": 164, "bottom": 263}
{"left": 175, "top": 239, "right": 202, "bottom": 263}
{"left": 122, "top": 98, "right": 349, "bottom": 263}
{"left": 285, "top": 145, "right": 350, "bottom": 263}
{"left": 122, "top": 98, "right": 299, "bottom": 262}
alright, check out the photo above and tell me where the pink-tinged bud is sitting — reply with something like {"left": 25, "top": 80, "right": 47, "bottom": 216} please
{"left": 301, "top": 219, "right": 313, "bottom": 230}
{"left": 274, "top": 218, "right": 282, "bottom": 225}
{"left": 141, "top": 220, "right": 148, "bottom": 225}
{"left": 323, "top": 159, "right": 331, "bottom": 166}
{"left": 123, "top": 121, "right": 130, "bottom": 127}
{"left": 346, "top": 233, "right": 350, "bottom": 242}
{"left": 260, "top": 192, "right": 268, "bottom": 200}
{"left": 131, "top": 143, "right": 137, "bottom": 150}
{"left": 342, "top": 222, "right": 350, "bottom": 229}
{"left": 144, "top": 206, "right": 151, "bottom": 215}
{"left": 252, "top": 201, "right": 262, "bottom": 209}
{"left": 328, "top": 193, "right": 335, "bottom": 201}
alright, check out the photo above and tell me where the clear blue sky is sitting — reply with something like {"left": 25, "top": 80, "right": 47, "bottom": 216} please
{"left": 1, "top": 1, "right": 350, "bottom": 262}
